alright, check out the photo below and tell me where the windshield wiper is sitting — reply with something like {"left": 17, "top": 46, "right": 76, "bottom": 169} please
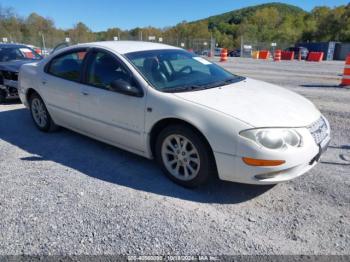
{"left": 201, "top": 77, "right": 245, "bottom": 89}
{"left": 161, "top": 77, "right": 245, "bottom": 93}
{"left": 189, "top": 80, "right": 229, "bottom": 91}
{"left": 161, "top": 85, "right": 202, "bottom": 93}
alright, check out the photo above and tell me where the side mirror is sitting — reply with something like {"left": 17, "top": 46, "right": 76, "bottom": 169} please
{"left": 110, "top": 79, "right": 143, "bottom": 97}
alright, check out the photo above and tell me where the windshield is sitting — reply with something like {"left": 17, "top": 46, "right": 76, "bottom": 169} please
{"left": 125, "top": 49, "right": 244, "bottom": 92}
{"left": 0, "top": 46, "right": 42, "bottom": 62}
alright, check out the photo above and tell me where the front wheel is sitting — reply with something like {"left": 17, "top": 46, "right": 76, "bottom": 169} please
{"left": 155, "top": 125, "right": 215, "bottom": 188}
{"left": 29, "top": 93, "right": 58, "bottom": 132}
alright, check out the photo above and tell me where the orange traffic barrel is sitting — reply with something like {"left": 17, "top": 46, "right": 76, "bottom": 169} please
{"left": 307, "top": 52, "right": 324, "bottom": 62}
{"left": 258, "top": 50, "right": 269, "bottom": 60}
{"left": 281, "top": 51, "right": 294, "bottom": 60}
{"left": 274, "top": 50, "right": 281, "bottom": 62}
{"left": 252, "top": 51, "right": 259, "bottom": 59}
{"left": 341, "top": 54, "right": 350, "bottom": 86}
{"left": 220, "top": 48, "right": 228, "bottom": 62}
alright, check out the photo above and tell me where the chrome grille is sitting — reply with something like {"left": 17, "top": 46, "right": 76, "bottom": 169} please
{"left": 308, "top": 117, "right": 329, "bottom": 145}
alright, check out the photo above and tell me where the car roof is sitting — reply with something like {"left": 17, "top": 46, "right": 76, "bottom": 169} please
{"left": 75, "top": 41, "right": 181, "bottom": 54}
{"left": 0, "top": 43, "right": 30, "bottom": 48}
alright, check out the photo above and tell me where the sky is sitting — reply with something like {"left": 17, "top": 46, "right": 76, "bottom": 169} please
{"left": 1, "top": 0, "right": 347, "bottom": 31}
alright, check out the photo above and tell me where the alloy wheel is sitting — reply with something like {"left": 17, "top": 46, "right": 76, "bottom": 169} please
{"left": 161, "top": 134, "right": 201, "bottom": 181}
{"left": 31, "top": 98, "right": 48, "bottom": 128}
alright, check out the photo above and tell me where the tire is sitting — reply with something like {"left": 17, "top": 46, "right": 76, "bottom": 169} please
{"left": 29, "top": 92, "right": 58, "bottom": 132}
{"left": 155, "top": 124, "right": 215, "bottom": 188}
{"left": 0, "top": 89, "right": 6, "bottom": 104}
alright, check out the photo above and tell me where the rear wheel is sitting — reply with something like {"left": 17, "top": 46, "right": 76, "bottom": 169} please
{"left": 29, "top": 93, "right": 58, "bottom": 132}
{"left": 155, "top": 125, "right": 215, "bottom": 188}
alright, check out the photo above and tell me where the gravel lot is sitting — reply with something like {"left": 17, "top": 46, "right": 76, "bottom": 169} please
{"left": 0, "top": 58, "right": 349, "bottom": 256}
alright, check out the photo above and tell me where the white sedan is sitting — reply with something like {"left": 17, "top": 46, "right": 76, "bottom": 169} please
{"left": 18, "top": 41, "right": 331, "bottom": 187}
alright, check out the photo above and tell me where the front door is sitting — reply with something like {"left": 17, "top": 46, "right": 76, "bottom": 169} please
{"left": 79, "top": 49, "right": 146, "bottom": 153}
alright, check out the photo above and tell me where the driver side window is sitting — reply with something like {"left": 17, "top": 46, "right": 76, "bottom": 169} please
{"left": 86, "top": 51, "right": 131, "bottom": 90}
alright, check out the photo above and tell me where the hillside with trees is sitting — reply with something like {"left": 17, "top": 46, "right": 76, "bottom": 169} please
{"left": 0, "top": 2, "right": 349, "bottom": 49}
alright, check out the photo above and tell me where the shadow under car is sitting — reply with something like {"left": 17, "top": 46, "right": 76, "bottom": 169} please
{"left": 0, "top": 107, "right": 274, "bottom": 204}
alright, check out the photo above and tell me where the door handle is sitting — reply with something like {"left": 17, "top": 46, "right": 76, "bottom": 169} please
{"left": 41, "top": 79, "right": 47, "bottom": 85}
{"left": 82, "top": 91, "right": 89, "bottom": 96}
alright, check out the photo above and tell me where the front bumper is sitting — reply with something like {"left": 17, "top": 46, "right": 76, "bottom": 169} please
{"left": 214, "top": 117, "right": 331, "bottom": 185}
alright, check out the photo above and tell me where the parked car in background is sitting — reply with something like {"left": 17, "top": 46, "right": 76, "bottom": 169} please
{"left": 214, "top": 48, "right": 223, "bottom": 56}
{"left": 19, "top": 41, "right": 330, "bottom": 188}
{"left": 286, "top": 46, "right": 309, "bottom": 60}
{"left": 201, "top": 48, "right": 225, "bottom": 57}
{"left": 26, "top": 44, "right": 43, "bottom": 56}
{"left": 201, "top": 49, "right": 210, "bottom": 56}
{"left": 228, "top": 49, "right": 241, "bottom": 57}
{"left": 0, "top": 43, "right": 42, "bottom": 103}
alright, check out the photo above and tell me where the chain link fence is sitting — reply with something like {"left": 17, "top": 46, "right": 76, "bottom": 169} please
{"left": 44, "top": 36, "right": 214, "bottom": 56}
{"left": 112, "top": 35, "right": 214, "bottom": 55}
{"left": 240, "top": 39, "right": 294, "bottom": 58}
{"left": 14, "top": 32, "right": 297, "bottom": 59}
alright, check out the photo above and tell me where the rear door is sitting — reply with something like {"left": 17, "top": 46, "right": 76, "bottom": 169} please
{"left": 79, "top": 48, "right": 147, "bottom": 153}
{"left": 42, "top": 48, "right": 88, "bottom": 130}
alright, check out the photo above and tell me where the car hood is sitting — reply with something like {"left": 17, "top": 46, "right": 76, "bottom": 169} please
{"left": 173, "top": 78, "right": 320, "bottom": 127}
{"left": 0, "top": 59, "right": 39, "bottom": 72}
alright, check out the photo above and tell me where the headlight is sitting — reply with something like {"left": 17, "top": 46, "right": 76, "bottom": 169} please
{"left": 240, "top": 128, "right": 302, "bottom": 150}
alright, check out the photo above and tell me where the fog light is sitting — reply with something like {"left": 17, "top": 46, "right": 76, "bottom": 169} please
{"left": 255, "top": 171, "right": 283, "bottom": 180}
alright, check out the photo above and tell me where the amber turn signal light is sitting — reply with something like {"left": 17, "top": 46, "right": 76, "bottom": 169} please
{"left": 242, "top": 157, "right": 285, "bottom": 167}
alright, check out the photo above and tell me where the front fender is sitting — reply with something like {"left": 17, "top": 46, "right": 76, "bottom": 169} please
{"left": 145, "top": 89, "right": 252, "bottom": 158}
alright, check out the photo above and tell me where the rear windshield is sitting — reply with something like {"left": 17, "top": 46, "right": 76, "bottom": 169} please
{"left": 0, "top": 46, "right": 42, "bottom": 62}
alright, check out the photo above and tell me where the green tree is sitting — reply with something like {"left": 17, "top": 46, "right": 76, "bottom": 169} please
{"left": 68, "top": 22, "right": 95, "bottom": 44}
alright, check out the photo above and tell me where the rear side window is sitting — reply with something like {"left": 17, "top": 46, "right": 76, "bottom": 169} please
{"left": 47, "top": 49, "right": 87, "bottom": 82}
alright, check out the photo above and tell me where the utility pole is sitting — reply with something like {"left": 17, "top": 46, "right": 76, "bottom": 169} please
{"left": 240, "top": 36, "right": 243, "bottom": 57}
{"left": 41, "top": 32, "right": 46, "bottom": 52}
{"left": 208, "top": 22, "right": 215, "bottom": 56}
{"left": 39, "top": 31, "right": 46, "bottom": 53}
{"left": 210, "top": 32, "right": 215, "bottom": 56}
